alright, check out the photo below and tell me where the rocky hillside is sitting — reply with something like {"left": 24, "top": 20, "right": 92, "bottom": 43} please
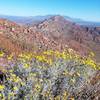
{"left": 0, "top": 16, "right": 100, "bottom": 62}
{"left": 31, "top": 15, "right": 100, "bottom": 62}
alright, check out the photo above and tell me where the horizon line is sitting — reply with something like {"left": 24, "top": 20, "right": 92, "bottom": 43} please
{"left": 0, "top": 13, "right": 100, "bottom": 23}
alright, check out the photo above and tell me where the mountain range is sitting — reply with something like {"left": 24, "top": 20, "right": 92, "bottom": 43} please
{"left": 1, "top": 14, "right": 100, "bottom": 26}
{"left": 0, "top": 15, "right": 100, "bottom": 62}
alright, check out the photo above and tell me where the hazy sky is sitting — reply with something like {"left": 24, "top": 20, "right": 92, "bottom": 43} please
{"left": 0, "top": 0, "right": 100, "bottom": 22}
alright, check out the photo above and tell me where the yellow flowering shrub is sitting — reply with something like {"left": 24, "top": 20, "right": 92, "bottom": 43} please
{"left": 0, "top": 48, "right": 99, "bottom": 99}
{"left": 85, "top": 57, "right": 97, "bottom": 69}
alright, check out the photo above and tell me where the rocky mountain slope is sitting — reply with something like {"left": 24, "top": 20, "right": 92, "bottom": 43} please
{"left": 31, "top": 15, "right": 100, "bottom": 62}
{"left": 0, "top": 16, "right": 100, "bottom": 62}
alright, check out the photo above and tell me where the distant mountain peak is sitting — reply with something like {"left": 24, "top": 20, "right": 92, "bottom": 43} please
{"left": 50, "top": 15, "right": 64, "bottom": 20}
{"left": 48, "top": 15, "right": 71, "bottom": 23}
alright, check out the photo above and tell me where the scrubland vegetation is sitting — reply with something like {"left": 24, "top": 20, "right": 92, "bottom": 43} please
{"left": 0, "top": 49, "right": 99, "bottom": 100}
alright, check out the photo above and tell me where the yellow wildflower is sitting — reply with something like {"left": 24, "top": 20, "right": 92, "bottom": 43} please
{"left": 0, "top": 51, "right": 4, "bottom": 57}
{"left": 13, "top": 77, "right": 21, "bottom": 83}
{"left": 24, "top": 54, "right": 32, "bottom": 60}
{"left": 36, "top": 55, "right": 43, "bottom": 61}
{"left": 43, "top": 50, "right": 54, "bottom": 55}
{"left": 46, "top": 59, "right": 53, "bottom": 65}
{"left": 21, "top": 82, "right": 25, "bottom": 86}
{"left": 11, "top": 73, "right": 16, "bottom": 77}
{"left": 61, "top": 51, "right": 67, "bottom": 59}
{"left": 55, "top": 51, "right": 61, "bottom": 58}
{"left": 0, "top": 93, "right": 2, "bottom": 97}
{"left": 24, "top": 63, "right": 30, "bottom": 68}
{"left": 13, "top": 86, "right": 18, "bottom": 91}
{"left": 19, "top": 53, "right": 31, "bottom": 60}
{"left": 7, "top": 53, "right": 13, "bottom": 60}
{"left": 0, "top": 85, "right": 5, "bottom": 91}
{"left": 85, "top": 58, "right": 97, "bottom": 69}
{"left": 34, "top": 84, "right": 41, "bottom": 92}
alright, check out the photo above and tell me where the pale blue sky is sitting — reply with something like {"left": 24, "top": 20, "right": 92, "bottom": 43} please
{"left": 0, "top": 0, "right": 100, "bottom": 21}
